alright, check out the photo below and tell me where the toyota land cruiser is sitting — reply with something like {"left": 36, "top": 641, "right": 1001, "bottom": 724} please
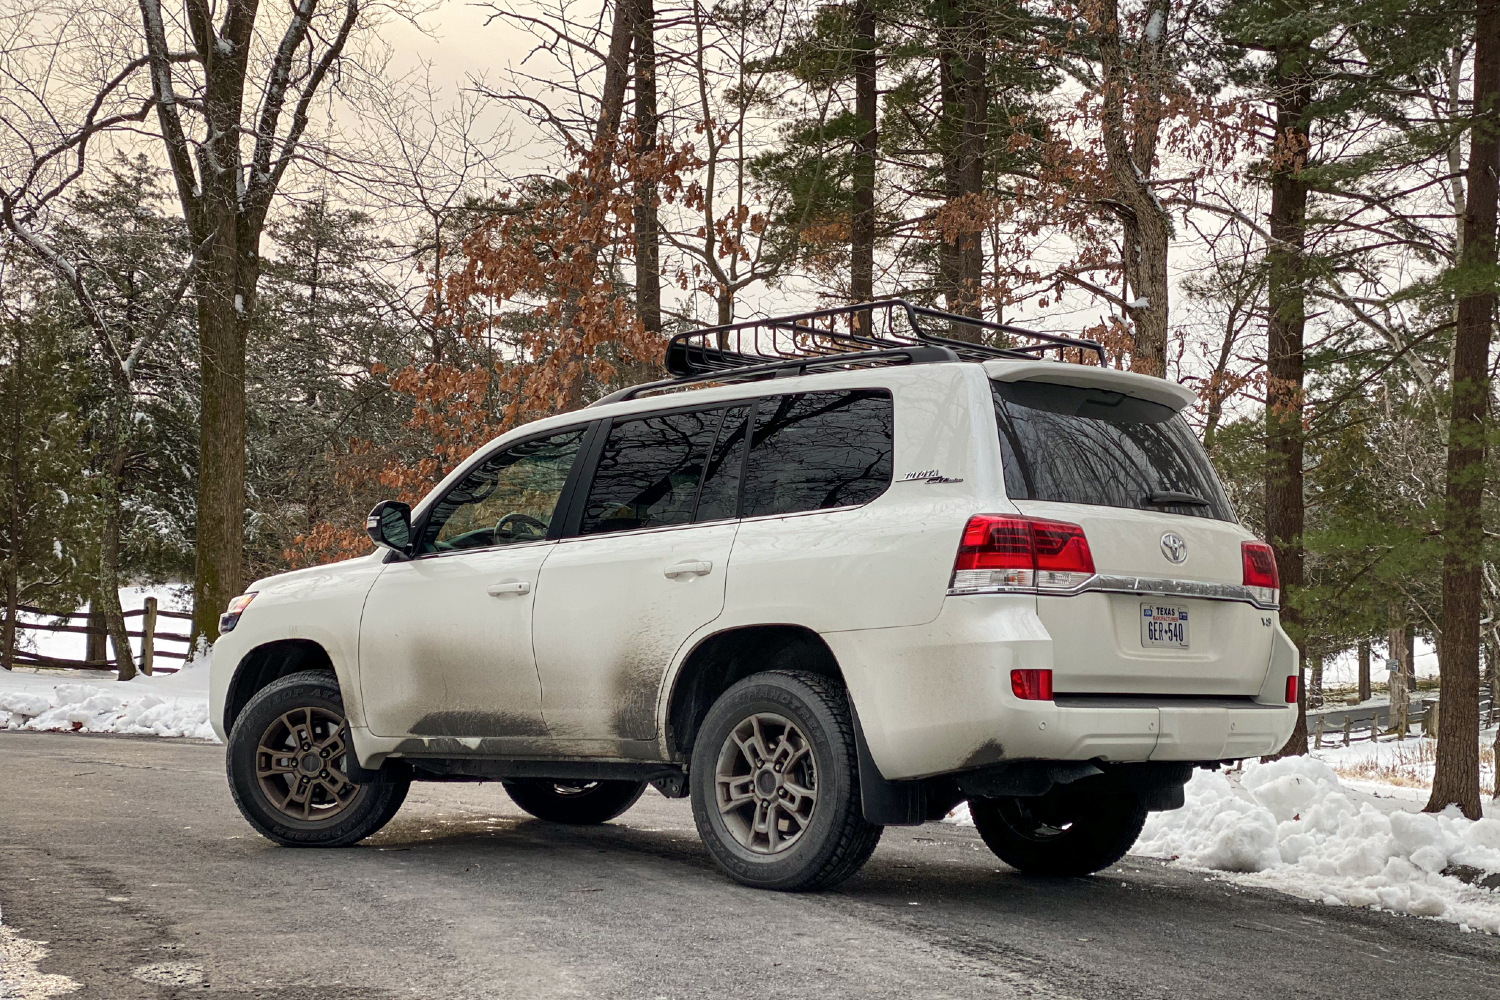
{"left": 211, "top": 301, "right": 1297, "bottom": 890}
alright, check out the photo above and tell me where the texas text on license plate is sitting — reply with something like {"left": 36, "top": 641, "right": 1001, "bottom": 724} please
{"left": 1141, "top": 603, "right": 1190, "bottom": 648}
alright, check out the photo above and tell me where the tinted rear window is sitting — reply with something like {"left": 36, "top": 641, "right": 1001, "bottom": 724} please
{"left": 741, "top": 390, "right": 893, "bottom": 518}
{"left": 992, "top": 380, "right": 1234, "bottom": 521}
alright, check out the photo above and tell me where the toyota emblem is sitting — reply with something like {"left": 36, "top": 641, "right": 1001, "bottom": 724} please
{"left": 1160, "top": 532, "right": 1188, "bottom": 564}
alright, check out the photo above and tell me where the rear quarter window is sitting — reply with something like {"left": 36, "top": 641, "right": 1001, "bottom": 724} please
{"left": 741, "top": 389, "right": 893, "bottom": 517}
{"left": 991, "top": 379, "right": 1235, "bottom": 521}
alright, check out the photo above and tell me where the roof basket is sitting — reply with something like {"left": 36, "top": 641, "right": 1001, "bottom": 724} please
{"left": 592, "top": 299, "right": 1105, "bottom": 406}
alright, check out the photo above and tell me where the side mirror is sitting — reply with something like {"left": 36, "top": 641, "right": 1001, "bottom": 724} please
{"left": 366, "top": 500, "right": 413, "bottom": 557}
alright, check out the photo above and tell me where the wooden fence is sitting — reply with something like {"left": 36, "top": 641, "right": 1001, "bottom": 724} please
{"left": 1309, "top": 688, "right": 1496, "bottom": 749}
{"left": 2, "top": 600, "right": 195, "bottom": 674}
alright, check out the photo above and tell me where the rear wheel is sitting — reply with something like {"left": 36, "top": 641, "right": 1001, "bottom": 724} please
{"left": 502, "top": 778, "right": 646, "bottom": 824}
{"left": 227, "top": 671, "right": 408, "bottom": 847}
{"left": 690, "top": 670, "right": 882, "bottom": 891}
{"left": 969, "top": 783, "right": 1146, "bottom": 876}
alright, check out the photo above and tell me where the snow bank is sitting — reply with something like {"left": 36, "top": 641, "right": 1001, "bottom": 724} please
{"left": 0, "top": 649, "right": 217, "bottom": 742}
{"left": 946, "top": 757, "right": 1500, "bottom": 932}
{"left": 1136, "top": 758, "right": 1500, "bottom": 931}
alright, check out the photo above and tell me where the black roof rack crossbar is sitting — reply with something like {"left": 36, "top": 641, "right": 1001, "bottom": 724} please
{"left": 590, "top": 298, "right": 1104, "bottom": 406}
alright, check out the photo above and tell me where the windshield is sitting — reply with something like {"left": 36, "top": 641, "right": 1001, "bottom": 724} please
{"left": 991, "top": 379, "right": 1235, "bottom": 522}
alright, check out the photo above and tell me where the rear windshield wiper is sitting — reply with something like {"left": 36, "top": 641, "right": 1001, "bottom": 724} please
{"left": 1145, "top": 490, "right": 1210, "bottom": 507}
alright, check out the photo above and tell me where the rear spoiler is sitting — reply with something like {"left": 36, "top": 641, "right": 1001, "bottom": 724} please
{"left": 982, "top": 360, "right": 1197, "bottom": 412}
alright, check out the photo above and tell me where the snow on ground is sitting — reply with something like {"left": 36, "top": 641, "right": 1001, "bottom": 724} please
{"left": 0, "top": 652, "right": 216, "bottom": 741}
{"left": 1, "top": 584, "right": 216, "bottom": 741}
{"left": 0, "top": 907, "right": 79, "bottom": 998}
{"left": 1313, "top": 731, "right": 1497, "bottom": 797}
{"left": 947, "top": 756, "right": 1500, "bottom": 933}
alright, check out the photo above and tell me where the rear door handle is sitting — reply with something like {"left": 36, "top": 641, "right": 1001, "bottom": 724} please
{"left": 486, "top": 581, "right": 531, "bottom": 596}
{"left": 663, "top": 560, "right": 713, "bottom": 578}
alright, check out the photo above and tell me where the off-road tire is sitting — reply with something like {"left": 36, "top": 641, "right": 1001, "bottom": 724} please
{"left": 227, "top": 670, "right": 409, "bottom": 847}
{"left": 690, "top": 670, "right": 883, "bottom": 891}
{"left": 969, "top": 783, "right": 1146, "bottom": 876}
{"left": 502, "top": 778, "right": 646, "bottom": 824}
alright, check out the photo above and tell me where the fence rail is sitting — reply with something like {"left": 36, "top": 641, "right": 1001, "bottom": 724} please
{"left": 2, "top": 597, "right": 195, "bottom": 674}
{"left": 1308, "top": 688, "right": 1496, "bottom": 748}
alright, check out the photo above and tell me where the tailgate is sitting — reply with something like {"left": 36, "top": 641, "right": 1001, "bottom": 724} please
{"left": 1020, "top": 500, "right": 1274, "bottom": 695}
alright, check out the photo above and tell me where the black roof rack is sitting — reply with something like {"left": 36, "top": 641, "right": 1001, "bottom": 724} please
{"left": 591, "top": 299, "right": 1105, "bottom": 406}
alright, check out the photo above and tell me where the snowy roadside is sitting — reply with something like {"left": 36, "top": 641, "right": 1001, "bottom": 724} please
{"left": 0, "top": 653, "right": 217, "bottom": 742}
{"left": 947, "top": 756, "right": 1500, "bottom": 934}
{"left": 1, "top": 585, "right": 217, "bottom": 742}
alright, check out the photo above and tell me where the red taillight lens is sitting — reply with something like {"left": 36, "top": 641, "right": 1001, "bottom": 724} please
{"left": 1031, "top": 519, "right": 1095, "bottom": 575}
{"left": 952, "top": 515, "right": 1094, "bottom": 592}
{"left": 1011, "top": 669, "right": 1053, "bottom": 701}
{"left": 1242, "top": 540, "right": 1280, "bottom": 607}
{"left": 1242, "top": 541, "right": 1279, "bottom": 589}
{"left": 955, "top": 515, "right": 1033, "bottom": 571}
{"left": 1285, "top": 674, "right": 1298, "bottom": 704}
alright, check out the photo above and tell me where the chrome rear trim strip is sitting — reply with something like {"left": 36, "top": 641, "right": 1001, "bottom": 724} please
{"left": 949, "top": 574, "right": 1279, "bottom": 610}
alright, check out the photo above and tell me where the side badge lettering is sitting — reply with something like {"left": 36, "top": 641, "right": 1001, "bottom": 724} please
{"left": 899, "top": 470, "right": 964, "bottom": 484}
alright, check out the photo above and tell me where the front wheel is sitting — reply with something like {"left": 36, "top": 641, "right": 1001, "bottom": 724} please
{"left": 969, "top": 783, "right": 1146, "bottom": 876}
{"left": 689, "top": 670, "right": 882, "bottom": 891}
{"left": 226, "top": 671, "right": 408, "bottom": 847}
{"left": 502, "top": 778, "right": 646, "bottom": 824}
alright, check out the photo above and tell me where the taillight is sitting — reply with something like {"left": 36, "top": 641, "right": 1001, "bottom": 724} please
{"left": 1242, "top": 541, "right": 1280, "bottom": 607}
{"left": 951, "top": 515, "right": 1095, "bottom": 593}
{"left": 1011, "top": 669, "right": 1053, "bottom": 701}
{"left": 1285, "top": 674, "right": 1298, "bottom": 704}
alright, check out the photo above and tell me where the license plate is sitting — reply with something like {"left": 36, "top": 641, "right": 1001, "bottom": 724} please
{"left": 1141, "top": 603, "right": 1190, "bottom": 648}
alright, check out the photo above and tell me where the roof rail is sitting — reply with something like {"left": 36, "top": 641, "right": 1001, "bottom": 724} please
{"left": 591, "top": 299, "right": 1105, "bottom": 406}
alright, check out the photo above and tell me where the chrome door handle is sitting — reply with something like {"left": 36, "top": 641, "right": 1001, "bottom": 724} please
{"left": 486, "top": 581, "right": 531, "bottom": 596}
{"left": 663, "top": 560, "right": 713, "bottom": 578}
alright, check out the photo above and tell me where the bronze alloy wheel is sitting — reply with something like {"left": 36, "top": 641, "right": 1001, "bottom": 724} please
{"left": 714, "top": 711, "right": 819, "bottom": 855}
{"left": 255, "top": 706, "right": 361, "bottom": 822}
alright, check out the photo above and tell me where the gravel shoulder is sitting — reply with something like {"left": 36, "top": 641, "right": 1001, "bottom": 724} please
{"left": 0, "top": 731, "right": 1495, "bottom": 999}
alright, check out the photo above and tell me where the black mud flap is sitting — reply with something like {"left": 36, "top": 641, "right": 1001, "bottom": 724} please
{"left": 851, "top": 708, "right": 926, "bottom": 826}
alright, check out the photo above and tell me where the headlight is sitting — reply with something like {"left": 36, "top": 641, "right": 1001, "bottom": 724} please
{"left": 219, "top": 593, "right": 257, "bottom": 634}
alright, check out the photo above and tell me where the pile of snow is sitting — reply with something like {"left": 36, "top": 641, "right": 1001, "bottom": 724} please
{"left": 946, "top": 756, "right": 1500, "bottom": 933}
{"left": 0, "top": 650, "right": 217, "bottom": 742}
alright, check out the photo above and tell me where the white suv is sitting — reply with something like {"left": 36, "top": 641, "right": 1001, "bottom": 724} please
{"left": 211, "top": 301, "right": 1297, "bottom": 890}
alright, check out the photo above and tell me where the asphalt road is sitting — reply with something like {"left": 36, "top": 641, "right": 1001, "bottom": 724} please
{"left": 1, "top": 731, "right": 1496, "bottom": 1000}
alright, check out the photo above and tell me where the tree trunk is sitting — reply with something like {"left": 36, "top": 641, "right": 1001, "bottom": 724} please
{"left": 558, "top": 0, "right": 638, "bottom": 412}
{"left": 86, "top": 606, "right": 107, "bottom": 663}
{"left": 1265, "top": 50, "right": 1312, "bottom": 759}
{"left": 2, "top": 573, "right": 15, "bottom": 672}
{"left": 101, "top": 438, "right": 137, "bottom": 681}
{"left": 1308, "top": 653, "right": 1323, "bottom": 709}
{"left": 937, "top": 0, "right": 986, "bottom": 334}
{"left": 1427, "top": 0, "right": 1498, "bottom": 819}
{"left": 633, "top": 0, "right": 661, "bottom": 337}
{"left": 851, "top": 0, "right": 877, "bottom": 309}
{"left": 1389, "top": 618, "right": 1410, "bottom": 734}
{"left": 1096, "top": 0, "right": 1171, "bottom": 376}
{"left": 1358, "top": 639, "right": 1371, "bottom": 702}
{"left": 191, "top": 233, "right": 251, "bottom": 646}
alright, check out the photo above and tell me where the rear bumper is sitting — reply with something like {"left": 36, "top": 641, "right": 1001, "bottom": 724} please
{"left": 825, "top": 595, "right": 1298, "bottom": 781}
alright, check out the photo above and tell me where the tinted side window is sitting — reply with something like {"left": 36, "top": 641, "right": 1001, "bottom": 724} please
{"left": 420, "top": 427, "right": 586, "bottom": 553}
{"left": 581, "top": 409, "right": 722, "bottom": 534}
{"left": 992, "top": 380, "right": 1234, "bottom": 521}
{"left": 741, "top": 390, "right": 893, "bottom": 518}
{"left": 694, "top": 406, "right": 750, "bottom": 523}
